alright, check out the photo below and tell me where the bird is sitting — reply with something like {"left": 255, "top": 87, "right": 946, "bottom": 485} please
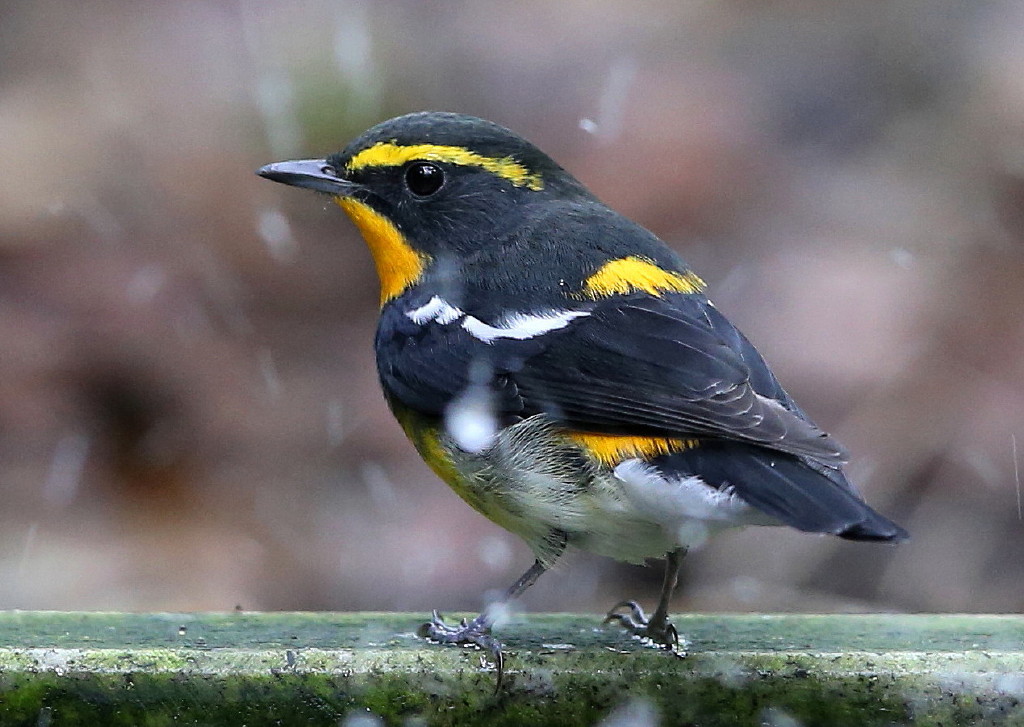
{"left": 257, "top": 111, "right": 907, "bottom": 678}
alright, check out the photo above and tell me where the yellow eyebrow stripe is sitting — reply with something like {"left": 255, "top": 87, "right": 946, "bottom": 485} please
{"left": 566, "top": 432, "right": 700, "bottom": 467}
{"left": 581, "top": 256, "right": 706, "bottom": 299}
{"left": 346, "top": 142, "right": 544, "bottom": 191}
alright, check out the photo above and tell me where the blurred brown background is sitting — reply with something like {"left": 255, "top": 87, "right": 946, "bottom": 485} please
{"left": 1, "top": 0, "right": 1022, "bottom": 616}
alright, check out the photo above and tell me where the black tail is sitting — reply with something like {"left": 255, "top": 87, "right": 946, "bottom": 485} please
{"left": 656, "top": 443, "right": 908, "bottom": 542}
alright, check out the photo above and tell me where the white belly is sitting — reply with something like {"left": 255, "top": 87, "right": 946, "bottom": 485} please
{"left": 441, "top": 415, "right": 771, "bottom": 565}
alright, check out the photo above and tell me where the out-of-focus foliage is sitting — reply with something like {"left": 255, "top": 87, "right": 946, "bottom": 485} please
{"left": 1, "top": 0, "right": 1022, "bottom": 614}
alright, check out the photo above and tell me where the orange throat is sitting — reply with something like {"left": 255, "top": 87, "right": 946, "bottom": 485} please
{"left": 334, "top": 197, "right": 429, "bottom": 305}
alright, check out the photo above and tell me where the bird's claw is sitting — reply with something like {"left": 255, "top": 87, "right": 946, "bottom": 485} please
{"left": 417, "top": 610, "right": 506, "bottom": 691}
{"left": 604, "top": 600, "right": 686, "bottom": 656}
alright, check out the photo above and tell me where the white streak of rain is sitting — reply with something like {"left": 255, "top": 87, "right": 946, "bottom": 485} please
{"left": 360, "top": 461, "right": 398, "bottom": 513}
{"left": 445, "top": 380, "right": 497, "bottom": 455}
{"left": 326, "top": 399, "right": 345, "bottom": 447}
{"left": 257, "top": 348, "right": 281, "bottom": 400}
{"left": 889, "top": 247, "right": 915, "bottom": 269}
{"left": 332, "top": 1, "right": 371, "bottom": 86}
{"left": 239, "top": 6, "right": 301, "bottom": 158}
{"left": 996, "top": 673, "right": 1024, "bottom": 695}
{"left": 597, "top": 698, "right": 659, "bottom": 727}
{"left": 18, "top": 522, "right": 39, "bottom": 577}
{"left": 961, "top": 447, "right": 1001, "bottom": 488}
{"left": 126, "top": 265, "right": 166, "bottom": 305}
{"left": 760, "top": 707, "right": 804, "bottom": 727}
{"left": 1013, "top": 433, "right": 1021, "bottom": 520}
{"left": 332, "top": 2, "right": 381, "bottom": 118}
{"left": 477, "top": 534, "right": 513, "bottom": 572}
{"left": 43, "top": 433, "right": 90, "bottom": 506}
{"left": 255, "top": 71, "right": 302, "bottom": 159}
{"left": 341, "top": 710, "right": 382, "bottom": 727}
{"left": 257, "top": 208, "right": 298, "bottom": 263}
{"left": 580, "top": 56, "right": 638, "bottom": 144}
{"left": 730, "top": 575, "right": 763, "bottom": 605}
{"left": 483, "top": 599, "right": 512, "bottom": 630}
{"left": 190, "top": 244, "right": 253, "bottom": 337}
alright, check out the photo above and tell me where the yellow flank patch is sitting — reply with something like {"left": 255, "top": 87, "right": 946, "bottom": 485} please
{"left": 396, "top": 411, "right": 490, "bottom": 517}
{"left": 346, "top": 142, "right": 544, "bottom": 191}
{"left": 566, "top": 432, "right": 700, "bottom": 467}
{"left": 581, "top": 256, "right": 705, "bottom": 299}
{"left": 335, "top": 197, "right": 429, "bottom": 305}
{"left": 392, "top": 407, "right": 463, "bottom": 489}
{"left": 418, "top": 429, "right": 464, "bottom": 492}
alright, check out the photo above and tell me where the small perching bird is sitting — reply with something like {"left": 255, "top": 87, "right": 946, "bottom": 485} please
{"left": 258, "top": 111, "right": 907, "bottom": 680}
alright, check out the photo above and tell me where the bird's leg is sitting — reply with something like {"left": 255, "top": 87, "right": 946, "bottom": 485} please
{"left": 418, "top": 534, "right": 564, "bottom": 688}
{"left": 604, "top": 547, "right": 687, "bottom": 655}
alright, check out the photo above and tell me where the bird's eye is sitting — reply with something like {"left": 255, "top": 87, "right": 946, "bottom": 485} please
{"left": 404, "top": 162, "right": 445, "bottom": 197}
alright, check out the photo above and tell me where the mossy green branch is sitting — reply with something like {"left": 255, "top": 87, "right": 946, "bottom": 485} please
{"left": 0, "top": 612, "right": 1021, "bottom": 726}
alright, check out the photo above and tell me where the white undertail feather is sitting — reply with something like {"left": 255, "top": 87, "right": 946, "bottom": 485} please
{"left": 612, "top": 458, "right": 773, "bottom": 549}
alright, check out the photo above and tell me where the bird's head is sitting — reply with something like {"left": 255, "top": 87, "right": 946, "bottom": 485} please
{"left": 259, "top": 112, "right": 591, "bottom": 304}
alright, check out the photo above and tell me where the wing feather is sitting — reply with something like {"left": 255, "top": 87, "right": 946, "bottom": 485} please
{"left": 376, "top": 292, "right": 847, "bottom": 466}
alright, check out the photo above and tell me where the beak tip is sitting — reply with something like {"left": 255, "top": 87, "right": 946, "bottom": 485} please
{"left": 257, "top": 159, "right": 359, "bottom": 197}
{"left": 256, "top": 163, "right": 288, "bottom": 181}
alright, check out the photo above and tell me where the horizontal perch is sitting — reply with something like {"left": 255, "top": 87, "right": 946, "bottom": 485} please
{"left": 0, "top": 612, "right": 1021, "bottom": 726}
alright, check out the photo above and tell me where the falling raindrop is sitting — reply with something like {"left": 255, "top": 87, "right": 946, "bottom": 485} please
{"left": 597, "top": 698, "right": 659, "bottom": 727}
{"left": 332, "top": 1, "right": 373, "bottom": 87}
{"left": 257, "top": 348, "right": 281, "bottom": 400}
{"left": 43, "top": 434, "right": 90, "bottom": 506}
{"left": 126, "top": 265, "right": 166, "bottom": 305}
{"left": 477, "top": 534, "right": 513, "bottom": 572}
{"left": 360, "top": 461, "right": 398, "bottom": 512}
{"left": 445, "top": 361, "right": 497, "bottom": 454}
{"left": 675, "top": 520, "right": 710, "bottom": 550}
{"left": 996, "top": 673, "right": 1024, "bottom": 695}
{"left": 326, "top": 399, "right": 345, "bottom": 447}
{"left": 483, "top": 599, "right": 512, "bottom": 630}
{"left": 238, "top": 4, "right": 302, "bottom": 157}
{"left": 1013, "top": 433, "right": 1021, "bottom": 521}
{"left": 331, "top": 1, "right": 381, "bottom": 118}
{"left": 255, "top": 70, "right": 301, "bottom": 159}
{"left": 889, "top": 247, "right": 915, "bottom": 269}
{"left": 445, "top": 386, "right": 497, "bottom": 454}
{"left": 760, "top": 707, "right": 804, "bottom": 727}
{"left": 18, "top": 523, "right": 39, "bottom": 577}
{"left": 341, "top": 709, "right": 383, "bottom": 727}
{"left": 257, "top": 208, "right": 298, "bottom": 263}
{"left": 730, "top": 575, "right": 763, "bottom": 604}
{"left": 582, "top": 56, "right": 638, "bottom": 145}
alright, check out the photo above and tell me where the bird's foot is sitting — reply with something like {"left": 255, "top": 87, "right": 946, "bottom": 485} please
{"left": 417, "top": 610, "right": 505, "bottom": 688}
{"left": 603, "top": 600, "right": 687, "bottom": 656}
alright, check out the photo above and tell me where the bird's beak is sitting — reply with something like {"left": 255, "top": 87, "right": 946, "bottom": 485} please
{"left": 257, "top": 159, "right": 361, "bottom": 197}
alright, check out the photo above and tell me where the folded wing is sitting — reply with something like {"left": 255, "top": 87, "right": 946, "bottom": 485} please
{"left": 378, "top": 292, "right": 846, "bottom": 468}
